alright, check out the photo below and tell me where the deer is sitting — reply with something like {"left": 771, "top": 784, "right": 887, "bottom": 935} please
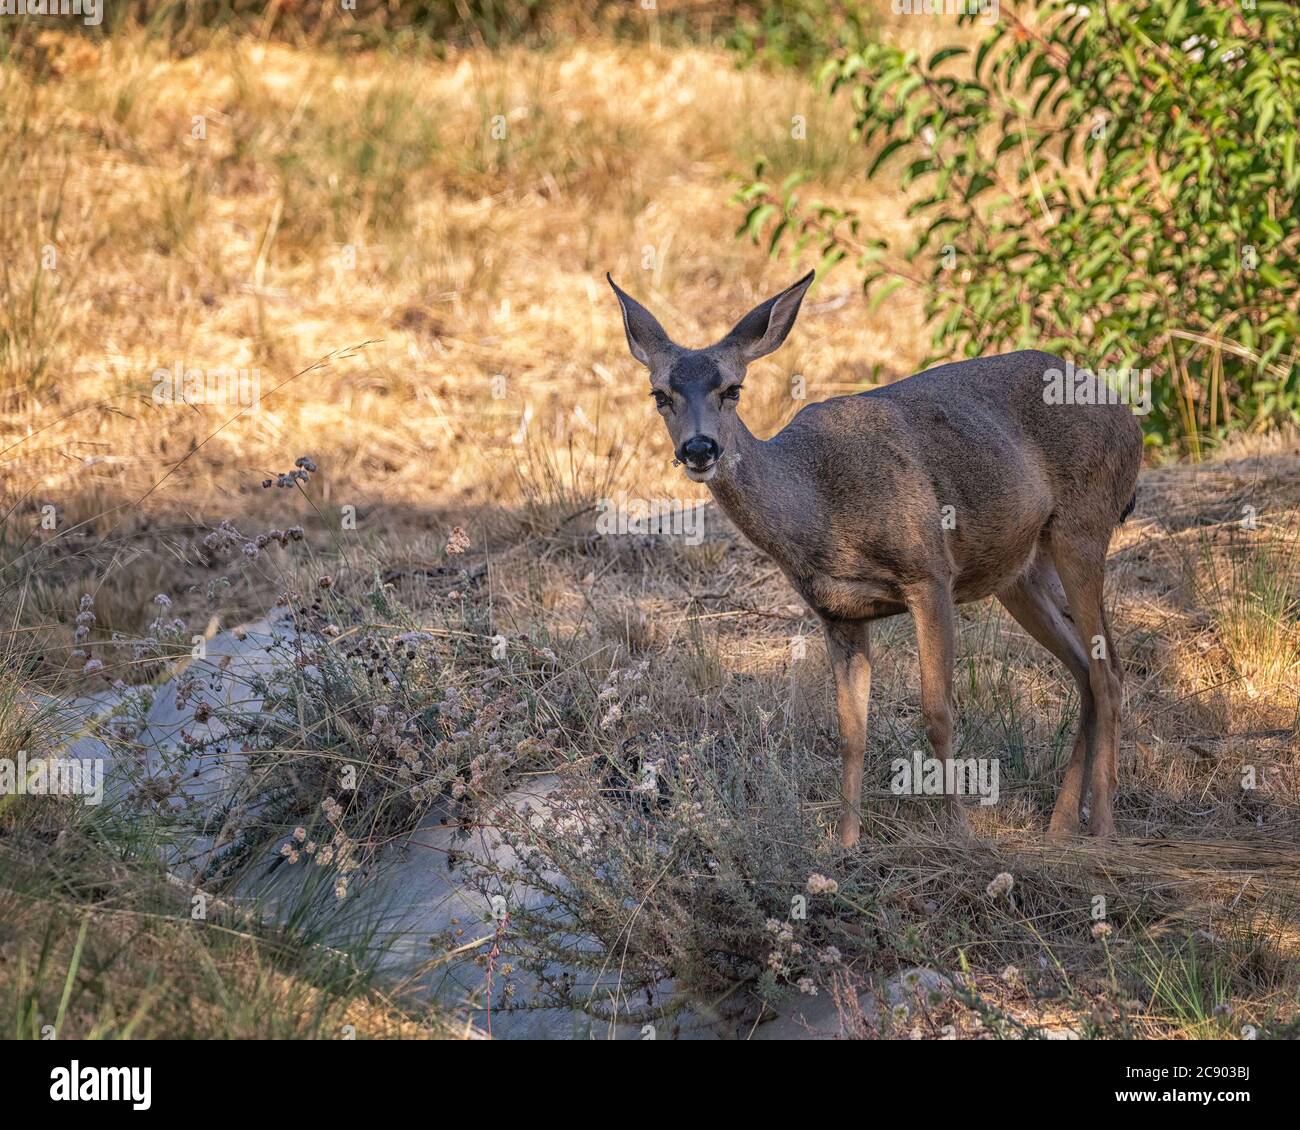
{"left": 608, "top": 270, "right": 1142, "bottom": 847}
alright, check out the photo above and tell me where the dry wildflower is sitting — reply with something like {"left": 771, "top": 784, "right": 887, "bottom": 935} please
{"left": 334, "top": 878, "right": 348, "bottom": 900}
{"left": 83, "top": 658, "right": 104, "bottom": 674}
{"left": 806, "top": 873, "right": 839, "bottom": 895}
{"left": 986, "top": 872, "right": 1014, "bottom": 899}
{"left": 264, "top": 459, "right": 315, "bottom": 489}
{"left": 633, "top": 762, "right": 661, "bottom": 795}
{"left": 1000, "top": 964, "right": 1020, "bottom": 984}
{"left": 292, "top": 826, "right": 307, "bottom": 843}
{"left": 796, "top": 977, "right": 817, "bottom": 996}
{"left": 445, "top": 525, "right": 471, "bottom": 555}
{"left": 74, "top": 595, "right": 96, "bottom": 646}
{"left": 1091, "top": 921, "right": 1113, "bottom": 940}
{"left": 202, "top": 519, "right": 243, "bottom": 551}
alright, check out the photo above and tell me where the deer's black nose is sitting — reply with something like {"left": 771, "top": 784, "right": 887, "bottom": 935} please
{"left": 679, "top": 435, "right": 720, "bottom": 468}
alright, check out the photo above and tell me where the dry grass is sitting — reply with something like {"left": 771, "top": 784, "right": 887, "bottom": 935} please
{"left": 1, "top": 22, "right": 1298, "bottom": 1039}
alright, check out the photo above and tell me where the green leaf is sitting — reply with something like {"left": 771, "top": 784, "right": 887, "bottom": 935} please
{"left": 866, "top": 277, "right": 904, "bottom": 313}
{"left": 1258, "top": 263, "right": 1286, "bottom": 288}
{"left": 867, "top": 137, "right": 910, "bottom": 178}
{"left": 928, "top": 46, "right": 969, "bottom": 69}
{"left": 742, "top": 204, "right": 774, "bottom": 243}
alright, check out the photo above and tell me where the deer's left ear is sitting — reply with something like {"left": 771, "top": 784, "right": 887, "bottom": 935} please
{"left": 607, "top": 274, "right": 676, "bottom": 370}
{"left": 717, "top": 271, "right": 815, "bottom": 364}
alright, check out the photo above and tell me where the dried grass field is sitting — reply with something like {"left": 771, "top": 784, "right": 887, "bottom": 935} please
{"left": 1, "top": 13, "right": 1298, "bottom": 1040}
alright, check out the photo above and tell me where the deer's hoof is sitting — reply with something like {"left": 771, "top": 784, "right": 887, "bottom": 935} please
{"left": 1046, "top": 811, "right": 1081, "bottom": 840}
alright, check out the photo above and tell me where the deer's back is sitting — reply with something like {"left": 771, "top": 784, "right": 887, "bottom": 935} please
{"left": 768, "top": 350, "right": 1141, "bottom": 614}
{"left": 861, "top": 349, "right": 1142, "bottom": 523}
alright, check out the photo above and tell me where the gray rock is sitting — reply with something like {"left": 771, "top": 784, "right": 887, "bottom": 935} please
{"left": 753, "top": 967, "right": 952, "bottom": 1040}
{"left": 883, "top": 967, "right": 953, "bottom": 1006}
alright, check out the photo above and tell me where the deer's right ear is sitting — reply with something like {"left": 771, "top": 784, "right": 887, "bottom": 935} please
{"left": 607, "top": 274, "right": 674, "bottom": 369}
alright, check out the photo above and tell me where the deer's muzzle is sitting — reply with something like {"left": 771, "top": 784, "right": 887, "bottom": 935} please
{"left": 678, "top": 435, "right": 720, "bottom": 474}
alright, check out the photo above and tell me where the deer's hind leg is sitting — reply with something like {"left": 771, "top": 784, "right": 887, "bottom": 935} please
{"left": 1099, "top": 606, "right": 1123, "bottom": 791}
{"left": 1047, "top": 531, "right": 1122, "bottom": 839}
{"left": 997, "top": 554, "right": 1095, "bottom": 838}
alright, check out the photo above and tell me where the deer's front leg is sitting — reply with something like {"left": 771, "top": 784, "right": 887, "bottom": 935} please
{"left": 904, "top": 581, "right": 970, "bottom": 840}
{"left": 822, "top": 619, "right": 872, "bottom": 848}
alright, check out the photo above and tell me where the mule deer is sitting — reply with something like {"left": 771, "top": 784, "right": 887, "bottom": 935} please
{"left": 608, "top": 271, "right": 1142, "bottom": 847}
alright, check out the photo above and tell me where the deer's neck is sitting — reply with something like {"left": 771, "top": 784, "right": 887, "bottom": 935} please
{"left": 707, "top": 419, "right": 808, "bottom": 568}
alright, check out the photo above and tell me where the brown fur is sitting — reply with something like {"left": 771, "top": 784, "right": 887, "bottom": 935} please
{"left": 609, "top": 272, "right": 1143, "bottom": 846}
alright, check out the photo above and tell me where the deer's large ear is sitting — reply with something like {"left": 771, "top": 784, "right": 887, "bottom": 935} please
{"left": 717, "top": 271, "right": 815, "bottom": 364}
{"left": 607, "top": 274, "right": 675, "bottom": 369}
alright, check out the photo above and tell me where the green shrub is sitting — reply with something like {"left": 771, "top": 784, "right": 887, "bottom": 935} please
{"left": 738, "top": 1, "right": 1300, "bottom": 454}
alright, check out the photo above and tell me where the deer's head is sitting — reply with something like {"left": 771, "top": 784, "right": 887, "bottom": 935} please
{"left": 607, "top": 271, "right": 814, "bottom": 482}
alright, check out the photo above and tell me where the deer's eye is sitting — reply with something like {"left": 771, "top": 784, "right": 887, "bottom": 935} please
{"left": 651, "top": 390, "right": 672, "bottom": 411}
{"left": 721, "top": 385, "right": 742, "bottom": 402}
